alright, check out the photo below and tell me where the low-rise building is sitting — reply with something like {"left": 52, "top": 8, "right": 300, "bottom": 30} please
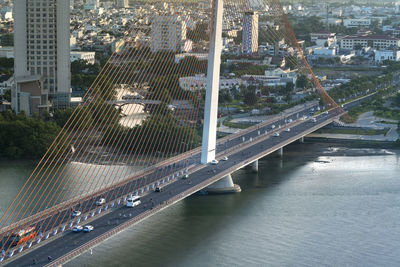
{"left": 0, "top": 46, "right": 13, "bottom": 58}
{"left": 343, "top": 18, "right": 371, "bottom": 28}
{"left": 70, "top": 51, "right": 96, "bottom": 64}
{"left": 374, "top": 49, "right": 400, "bottom": 63}
{"left": 311, "top": 32, "right": 337, "bottom": 47}
{"left": 174, "top": 53, "right": 208, "bottom": 64}
{"left": 12, "top": 75, "right": 51, "bottom": 116}
{"left": 179, "top": 74, "right": 240, "bottom": 92}
{"left": 241, "top": 68, "right": 297, "bottom": 88}
{"left": 341, "top": 34, "right": 400, "bottom": 50}
{"left": 0, "top": 74, "right": 13, "bottom": 96}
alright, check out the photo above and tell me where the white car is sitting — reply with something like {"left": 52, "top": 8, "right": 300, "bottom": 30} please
{"left": 96, "top": 198, "right": 106, "bottom": 206}
{"left": 72, "top": 225, "right": 83, "bottom": 232}
{"left": 211, "top": 159, "right": 219, "bottom": 165}
{"left": 72, "top": 210, "right": 81, "bottom": 217}
{"left": 288, "top": 119, "right": 293, "bottom": 123}
{"left": 285, "top": 128, "right": 291, "bottom": 132}
{"left": 83, "top": 225, "right": 94, "bottom": 233}
{"left": 271, "top": 124, "right": 276, "bottom": 129}
{"left": 221, "top": 156, "right": 228, "bottom": 161}
{"left": 273, "top": 132, "right": 280, "bottom": 137}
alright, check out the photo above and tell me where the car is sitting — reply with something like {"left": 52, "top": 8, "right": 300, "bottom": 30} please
{"left": 273, "top": 132, "right": 280, "bottom": 137}
{"left": 182, "top": 174, "right": 189, "bottom": 179}
{"left": 323, "top": 111, "right": 329, "bottom": 115}
{"left": 72, "top": 210, "right": 81, "bottom": 217}
{"left": 311, "top": 118, "right": 317, "bottom": 123}
{"left": 288, "top": 119, "right": 293, "bottom": 123}
{"left": 96, "top": 198, "right": 106, "bottom": 206}
{"left": 211, "top": 159, "right": 219, "bottom": 165}
{"left": 155, "top": 187, "right": 163, "bottom": 192}
{"left": 285, "top": 128, "right": 291, "bottom": 132}
{"left": 271, "top": 124, "right": 275, "bottom": 129}
{"left": 72, "top": 226, "right": 83, "bottom": 232}
{"left": 83, "top": 225, "right": 94, "bottom": 233}
{"left": 278, "top": 125, "right": 281, "bottom": 129}
{"left": 221, "top": 156, "right": 228, "bottom": 161}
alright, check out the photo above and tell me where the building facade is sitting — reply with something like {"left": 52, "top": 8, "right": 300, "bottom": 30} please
{"left": 179, "top": 74, "right": 240, "bottom": 92}
{"left": 242, "top": 11, "right": 258, "bottom": 54}
{"left": 341, "top": 34, "right": 400, "bottom": 50}
{"left": 13, "top": 0, "right": 71, "bottom": 115}
{"left": 375, "top": 50, "right": 400, "bottom": 63}
{"left": 343, "top": 18, "right": 371, "bottom": 28}
{"left": 150, "top": 15, "right": 186, "bottom": 53}
{"left": 70, "top": 51, "right": 96, "bottom": 64}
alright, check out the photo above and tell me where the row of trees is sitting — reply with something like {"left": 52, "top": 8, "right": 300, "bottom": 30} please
{"left": 328, "top": 73, "right": 393, "bottom": 101}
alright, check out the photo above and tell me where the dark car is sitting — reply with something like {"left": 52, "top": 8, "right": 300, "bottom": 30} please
{"left": 155, "top": 187, "right": 163, "bottom": 192}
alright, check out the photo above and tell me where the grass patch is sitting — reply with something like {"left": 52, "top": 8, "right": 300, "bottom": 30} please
{"left": 374, "top": 110, "right": 400, "bottom": 121}
{"left": 316, "top": 128, "right": 390, "bottom": 136}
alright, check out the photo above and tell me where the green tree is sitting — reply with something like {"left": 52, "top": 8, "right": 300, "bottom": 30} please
{"left": 0, "top": 57, "right": 14, "bottom": 70}
{"left": 0, "top": 34, "right": 13, "bottom": 46}
{"left": 0, "top": 111, "right": 64, "bottom": 159}
{"left": 242, "top": 86, "right": 259, "bottom": 106}
{"left": 296, "top": 74, "right": 310, "bottom": 89}
{"left": 3, "top": 89, "right": 11, "bottom": 102}
{"left": 219, "top": 88, "right": 233, "bottom": 104}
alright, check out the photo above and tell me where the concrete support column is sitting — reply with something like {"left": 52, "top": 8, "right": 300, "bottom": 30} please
{"left": 252, "top": 160, "right": 259, "bottom": 173}
{"left": 299, "top": 136, "right": 304, "bottom": 143}
{"left": 278, "top": 147, "right": 283, "bottom": 157}
{"left": 204, "top": 174, "right": 241, "bottom": 194}
{"left": 201, "top": 0, "right": 223, "bottom": 164}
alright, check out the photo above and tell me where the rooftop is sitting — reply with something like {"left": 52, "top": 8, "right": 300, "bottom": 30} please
{"left": 343, "top": 34, "right": 400, "bottom": 41}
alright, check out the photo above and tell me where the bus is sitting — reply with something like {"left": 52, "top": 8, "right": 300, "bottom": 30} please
{"left": 9, "top": 226, "right": 36, "bottom": 246}
{"left": 126, "top": 196, "right": 141, "bottom": 208}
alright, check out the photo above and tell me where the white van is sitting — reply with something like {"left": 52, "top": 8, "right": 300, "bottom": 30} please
{"left": 126, "top": 196, "right": 141, "bottom": 208}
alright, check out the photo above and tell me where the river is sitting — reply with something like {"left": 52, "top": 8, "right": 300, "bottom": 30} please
{"left": 1, "top": 143, "right": 400, "bottom": 266}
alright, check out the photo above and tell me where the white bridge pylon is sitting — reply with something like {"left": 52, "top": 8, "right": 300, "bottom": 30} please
{"left": 201, "top": 0, "right": 224, "bottom": 164}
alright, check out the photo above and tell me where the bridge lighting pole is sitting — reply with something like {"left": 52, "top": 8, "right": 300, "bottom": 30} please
{"left": 201, "top": 0, "right": 224, "bottom": 164}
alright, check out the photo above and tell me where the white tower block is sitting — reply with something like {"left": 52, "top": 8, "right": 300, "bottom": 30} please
{"left": 201, "top": 0, "right": 224, "bottom": 164}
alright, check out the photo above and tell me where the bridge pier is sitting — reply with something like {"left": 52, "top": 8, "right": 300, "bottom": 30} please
{"left": 252, "top": 160, "right": 259, "bottom": 173}
{"left": 204, "top": 174, "right": 241, "bottom": 194}
{"left": 278, "top": 147, "right": 283, "bottom": 157}
{"left": 299, "top": 136, "right": 304, "bottom": 143}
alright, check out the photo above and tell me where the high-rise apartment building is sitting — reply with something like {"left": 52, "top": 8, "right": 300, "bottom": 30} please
{"left": 242, "top": 11, "right": 258, "bottom": 54}
{"left": 13, "top": 0, "right": 70, "bottom": 115}
{"left": 150, "top": 15, "right": 187, "bottom": 53}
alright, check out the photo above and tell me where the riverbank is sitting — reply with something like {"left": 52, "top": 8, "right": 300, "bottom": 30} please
{"left": 304, "top": 137, "right": 400, "bottom": 150}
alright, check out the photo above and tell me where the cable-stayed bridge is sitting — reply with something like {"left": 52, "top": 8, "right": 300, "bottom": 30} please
{"left": 0, "top": 0, "right": 358, "bottom": 265}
